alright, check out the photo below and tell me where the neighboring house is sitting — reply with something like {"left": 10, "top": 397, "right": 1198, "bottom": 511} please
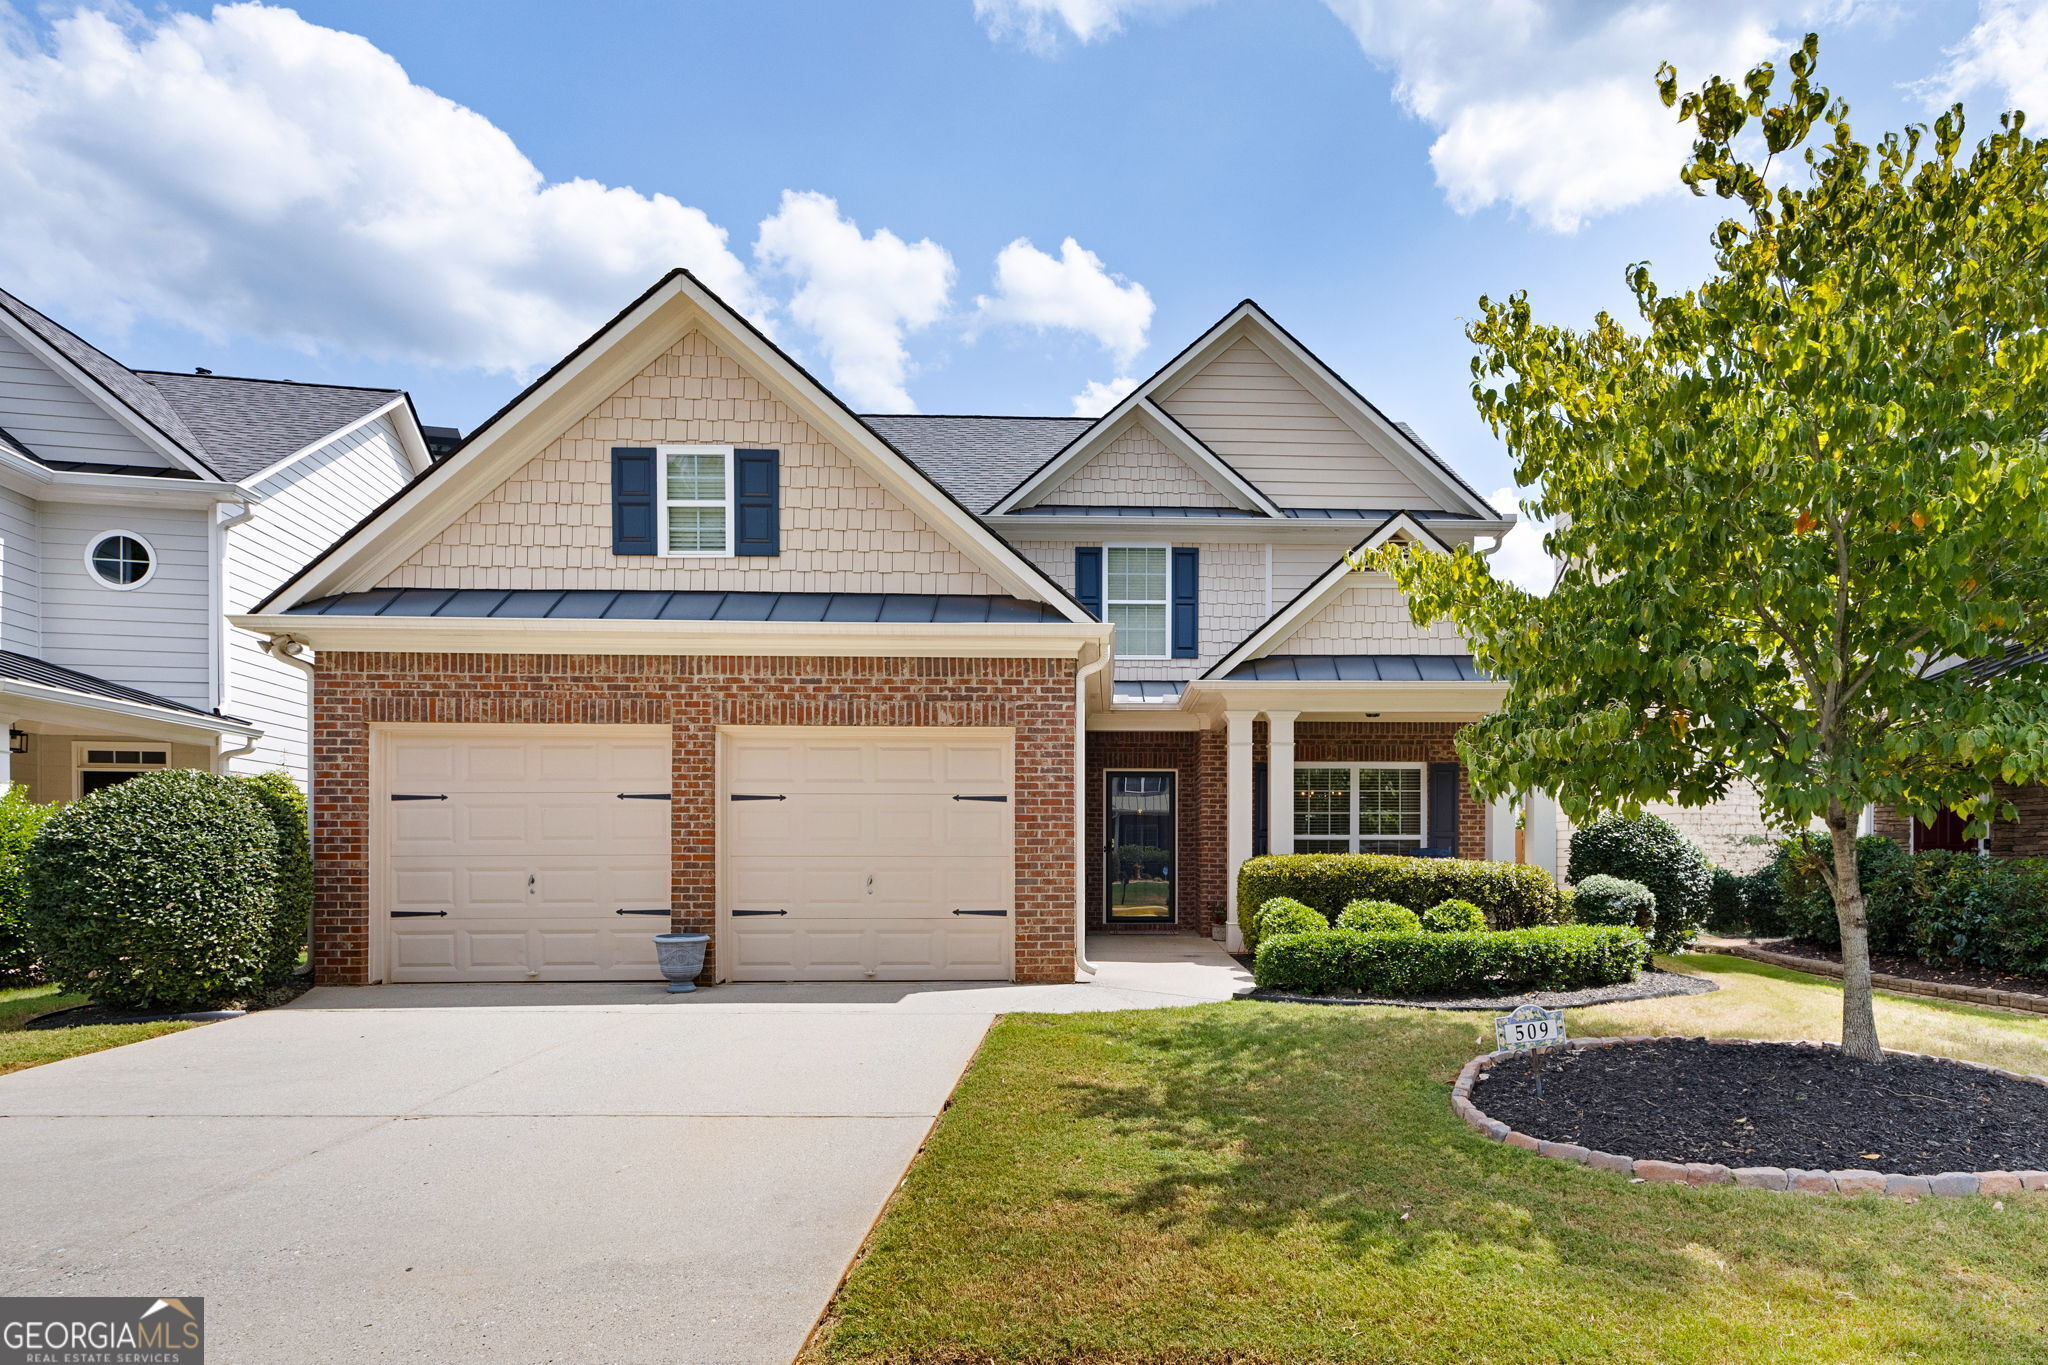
{"left": 236, "top": 270, "right": 1523, "bottom": 988}
{"left": 0, "top": 287, "right": 434, "bottom": 798}
{"left": 1870, "top": 647, "right": 2048, "bottom": 858}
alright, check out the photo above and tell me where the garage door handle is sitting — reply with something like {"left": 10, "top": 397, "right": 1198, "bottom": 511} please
{"left": 390, "top": 793, "right": 447, "bottom": 801}
{"left": 953, "top": 794, "right": 1008, "bottom": 802}
{"left": 618, "top": 792, "right": 672, "bottom": 801}
{"left": 732, "top": 908, "right": 788, "bottom": 916}
{"left": 952, "top": 908, "right": 1008, "bottom": 917}
{"left": 615, "top": 908, "right": 669, "bottom": 916}
{"left": 390, "top": 910, "right": 448, "bottom": 918}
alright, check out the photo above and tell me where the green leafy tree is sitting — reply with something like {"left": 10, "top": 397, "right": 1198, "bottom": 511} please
{"left": 1378, "top": 37, "right": 2048, "bottom": 1061}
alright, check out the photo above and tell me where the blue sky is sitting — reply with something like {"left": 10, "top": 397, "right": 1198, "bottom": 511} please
{"left": 1, "top": 0, "right": 2041, "bottom": 555}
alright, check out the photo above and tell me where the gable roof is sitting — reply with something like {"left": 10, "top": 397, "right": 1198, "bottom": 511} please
{"left": 135, "top": 372, "right": 406, "bottom": 482}
{"left": 251, "top": 270, "right": 1091, "bottom": 620}
{"left": 991, "top": 401, "right": 1282, "bottom": 516}
{"left": 860, "top": 414, "right": 1091, "bottom": 513}
{"left": 1201, "top": 512, "right": 1452, "bottom": 679}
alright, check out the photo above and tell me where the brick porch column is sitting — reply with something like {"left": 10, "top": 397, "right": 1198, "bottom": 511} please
{"left": 1265, "top": 710, "right": 1297, "bottom": 858}
{"left": 1225, "top": 709, "right": 1258, "bottom": 947}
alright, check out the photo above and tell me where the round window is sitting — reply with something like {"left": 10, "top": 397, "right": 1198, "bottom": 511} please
{"left": 87, "top": 533, "right": 154, "bottom": 588}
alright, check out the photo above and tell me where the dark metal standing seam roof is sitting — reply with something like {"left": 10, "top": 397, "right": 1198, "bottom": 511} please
{"left": 285, "top": 588, "right": 1073, "bottom": 624}
{"left": 0, "top": 649, "right": 246, "bottom": 721}
{"left": 1968, "top": 647, "right": 2048, "bottom": 681}
{"left": 859, "top": 415, "right": 1093, "bottom": 512}
{"left": 136, "top": 372, "right": 403, "bottom": 482}
{"left": 1222, "top": 654, "right": 1491, "bottom": 682}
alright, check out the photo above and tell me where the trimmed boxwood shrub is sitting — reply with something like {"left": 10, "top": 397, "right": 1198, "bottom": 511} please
{"left": 1571, "top": 874, "right": 1656, "bottom": 934}
{"left": 1568, "top": 814, "right": 1711, "bottom": 953}
{"left": 1419, "top": 898, "right": 1487, "bottom": 934}
{"left": 1255, "top": 925, "right": 1648, "bottom": 997}
{"left": 1237, "top": 854, "right": 1564, "bottom": 931}
{"left": 24, "top": 769, "right": 279, "bottom": 1011}
{"left": 238, "top": 771, "right": 311, "bottom": 985}
{"left": 0, "top": 786, "right": 55, "bottom": 985}
{"left": 1705, "top": 865, "right": 1749, "bottom": 934}
{"left": 1246, "top": 896, "right": 1328, "bottom": 952}
{"left": 1337, "top": 899, "right": 1422, "bottom": 933}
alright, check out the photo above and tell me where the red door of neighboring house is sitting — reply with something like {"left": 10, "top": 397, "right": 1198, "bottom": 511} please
{"left": 1913, "top": 808, "right": 1974, "bottom": 852}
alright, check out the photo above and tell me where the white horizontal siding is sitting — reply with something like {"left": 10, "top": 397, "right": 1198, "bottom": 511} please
{"left": 224, "top": 414, "right": 413, "bottom": 782}
{"left": 0, "top": 327, "right": 172, "bottom": 468}
{"left": 0, "top": 485, "right": 41, "bottom": 655}
{"left": 38, "top": 502, "right": 214, "bottom": 708}
{"left": 1157, "top": 337, "right": 1443, "bottom": 511}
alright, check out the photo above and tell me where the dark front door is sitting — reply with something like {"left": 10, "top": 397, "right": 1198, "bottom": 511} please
{"left": 1105, "top": 772, "right": 1175, "bottom": 923}
{"left": 1914, "top": 808, "right": 1975, "bottom": 852}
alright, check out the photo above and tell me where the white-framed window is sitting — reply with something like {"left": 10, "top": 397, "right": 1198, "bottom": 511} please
{"left": 1292, "top": 763, "right": 1426, "bottom": 854}
{"left": 84, "top": 531, "right": 157, "bottom": 589}
{"left": 1104, "top": 544, "right": 1171, "bottom": 659}
{"left": 72, "top": 742, "right": 171, "bottom": 799}
{"left": 661, "top": 444, "right": 732, "bottom": 556}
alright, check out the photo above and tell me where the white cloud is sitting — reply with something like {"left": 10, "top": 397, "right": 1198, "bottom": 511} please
{"left": 1487, "top": 486, "right": 1556, "bottom": 594}
{"left": 1071, "top": 375, "right": 1137, "bottom": 416}
{"left": 976, "top": 237, "right": 1153, "bottom": 366}
{"left": 973, "top": 0, "right": 1213, "bottom": 52}
{"left": 1917, "top": 0, "right": 2048, "bottom": 119}
{"left": 754, "top": 191, "right": 954, "bottom": 412}
{"left": 0, "top": 2, "right": 760, "bottom": 371}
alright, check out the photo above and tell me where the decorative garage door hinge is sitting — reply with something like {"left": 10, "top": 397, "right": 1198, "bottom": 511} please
{"left": 728, "top": 793, "right": 786, "bottom": 801}
{"left": 953, "top": 794, "right": 1008, "bottom": 802}
{"left": 614, "top": 908, "right": 669, "bottom": 916}
{"left": 617, "top": 792, "right": 672, "bottom": 800}
{"left": 731, "top": 908, "right": 789, "bottom": 916}
{"left": 390, "top": 793, "right": 448, "bottom": 801}
{"left": 389, "top": 910, "right": 449, "bottom": 918}
{"left": 952, "top": 908, "right": 1008, "bottom": 916}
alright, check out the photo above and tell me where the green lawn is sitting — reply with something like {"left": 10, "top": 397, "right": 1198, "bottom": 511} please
{"left": 809, "top": 955, "right": 2048, "bottom": 1365}
{"left": 0, "top": 984, "right": 196, "bottom": 1076}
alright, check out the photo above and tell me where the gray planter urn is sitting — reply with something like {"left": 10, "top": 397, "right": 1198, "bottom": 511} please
{"left": 653, "top": 932, "right": 711, "bottom": 993}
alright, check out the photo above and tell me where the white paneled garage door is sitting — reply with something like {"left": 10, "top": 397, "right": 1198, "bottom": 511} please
{"left": 722, "top": 728, "right": 1014, "bottom": 981}
{"left": 379, "top": 726, "right": 672, "bottom": 982}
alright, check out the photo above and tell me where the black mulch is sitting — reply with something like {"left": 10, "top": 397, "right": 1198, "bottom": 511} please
{"left": 1744, "top": 938, "right": 2048, "bottom": 1000}
{"left": 1479, "top": 1038, "right": 2048, "bottom": 1173}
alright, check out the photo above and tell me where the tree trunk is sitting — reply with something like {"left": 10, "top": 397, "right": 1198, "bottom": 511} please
{"left": 1827, "top": 808, "right": 1883, "bottom": 1062}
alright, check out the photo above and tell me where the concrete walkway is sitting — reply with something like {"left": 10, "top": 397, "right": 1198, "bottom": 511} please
{"left": 0, "top": 934, "right": 1247, "bottom": 1365}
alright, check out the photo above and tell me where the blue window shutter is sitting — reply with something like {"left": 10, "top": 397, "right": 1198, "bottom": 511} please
{"left": 1171, "top": 547, "right": 1199, "bottom": 658}
{"left": 1428, "top": 762, "right": 1461, "bottom": 856}
{"left": 1252, "top": 761, "right": 1269, "bottom": 857}
{"left": 611, "top": 447, "right": 658, "bottom": 555}
{"left": 1074, "top": 547, "right": 1103, "bottom": 618}
{"left": 733, "top": 448, "right": 780, "bottom": 556}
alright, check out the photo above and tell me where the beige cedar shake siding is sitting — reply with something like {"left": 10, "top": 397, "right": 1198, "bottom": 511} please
{"left": 1012, "top": 540, "right": 1267, "bottom": 680}
{"left": 1029, "top": 419, "right": 1234, "bottom": 508}
{"left": 309, "top": 653, "right": 1079, "bottom": 987}
{"left": 1283, "top": 571, "right": 1470, "bottom": 655}
{"left": 1157, "top": 336, "right": 1438, "bottom": 510}
{"left": 382, "top": 330, "right": 1002, "bottom": 594}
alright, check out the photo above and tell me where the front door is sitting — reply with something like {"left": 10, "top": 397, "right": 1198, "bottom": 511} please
{"left": 1105, "top": 771, "right": 1175, "bottom": 924}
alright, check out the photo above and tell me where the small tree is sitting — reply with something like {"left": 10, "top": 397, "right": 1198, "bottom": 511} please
{"left": 1382, "top": 37, "right": 2048, "bottom": 1061}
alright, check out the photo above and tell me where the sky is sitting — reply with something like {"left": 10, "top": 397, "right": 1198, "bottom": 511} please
{"left": 2, "top": 0, "right": 2044, "bottom": 588}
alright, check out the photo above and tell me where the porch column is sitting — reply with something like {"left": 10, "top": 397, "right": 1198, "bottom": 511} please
{"left": 1265, "top": 710, "right": 1297, "bottom": 857}
{"left": 1224, "top": 709, "right": 1258, "bottom": 950}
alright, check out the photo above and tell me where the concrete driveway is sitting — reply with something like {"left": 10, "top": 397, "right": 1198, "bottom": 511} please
{"left": 0, "top": 935, "right": 1247, "bottom": 1365}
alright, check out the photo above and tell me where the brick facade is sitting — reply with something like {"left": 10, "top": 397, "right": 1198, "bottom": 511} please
{"left": 311, "top": 652, "right": 1078, "bottom": 987}
{"left": 1281, "top": 721, "right": 1487, "bottom": 858}
{"left": 1872, "top": 783, "right": 2048, "bottom": 859}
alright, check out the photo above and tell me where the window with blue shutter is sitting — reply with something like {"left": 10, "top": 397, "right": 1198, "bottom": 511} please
{"left": 733, "top": 448, "right": 780, "bottom": 556}
{"left": 1171, "top": 546, "right": 1199, "bottom": 658}
{"left": 610, "top": 447, "right": 658, "bottom": 555}
{"left": 1427, "top": 762, "right": 1461, "bottom": 856}
{"left": 1074, "top": 547, "right": 1103, "bottom": 618}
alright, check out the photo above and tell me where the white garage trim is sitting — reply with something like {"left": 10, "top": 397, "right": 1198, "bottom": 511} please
{"left": 715, "top": 725, "right": 1016, "bottom": 983}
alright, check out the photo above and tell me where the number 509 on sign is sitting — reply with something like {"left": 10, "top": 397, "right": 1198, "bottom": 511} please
{"left": 1494, "top": 1004, "right": 1565, "bottom": 1051}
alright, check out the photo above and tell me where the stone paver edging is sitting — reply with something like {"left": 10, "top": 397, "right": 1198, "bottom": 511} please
{"left": 1452, "top": 1035, "right": 2048, "bottom": 1198}
{"left": 1704, "top": 940, "right": 2048, "bottom": 1017}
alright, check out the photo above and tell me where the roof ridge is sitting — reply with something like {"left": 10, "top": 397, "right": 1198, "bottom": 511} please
{"left": 136, "top": 370, "right": 403, "bottom": 395}
{"left": 860, "top": 412, "right": 1090, "bottom": 422}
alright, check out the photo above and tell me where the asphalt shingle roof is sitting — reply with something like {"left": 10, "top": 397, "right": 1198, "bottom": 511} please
{"left": 136, "top": 372, "right": 401, "bottom": 482}
{"left": 861, "top": 414, "right": 1092, "bottom": 513}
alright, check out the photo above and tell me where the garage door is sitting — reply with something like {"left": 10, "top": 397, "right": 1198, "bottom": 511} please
{"left": 380, "top": 726, "right": 672, "bottom": 982}
{"left": 723, "top": 728, "right": 1013, "bottom": 981}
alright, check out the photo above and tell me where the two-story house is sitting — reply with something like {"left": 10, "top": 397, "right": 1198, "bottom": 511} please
{"left": 0, "top": 287, "right": 434, "bottom": 798}
{"left": 237, "top": 270, "right": 1523, "bottom": 987}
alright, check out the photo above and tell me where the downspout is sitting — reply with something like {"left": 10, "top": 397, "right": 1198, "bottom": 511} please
{"left": 262, "top": 634, "right": 319, "bottom": 978}
{"left": 1074, "top": 641, "right": 1110, "bottom": 978}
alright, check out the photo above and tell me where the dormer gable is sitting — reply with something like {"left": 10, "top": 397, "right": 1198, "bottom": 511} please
{"left": 1000, "top": 403, "right": 1277, "bottom": 514}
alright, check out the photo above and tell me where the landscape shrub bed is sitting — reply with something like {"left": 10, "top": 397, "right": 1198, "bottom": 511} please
{"left": 1237, "top": 853, "right": 1565, "bottom": 932}
{"left": 1567, "top": 814, "right": 1711, "bottom": 952}
{"left": 1253, "top": 924, "right": 1649, "bottom": 997}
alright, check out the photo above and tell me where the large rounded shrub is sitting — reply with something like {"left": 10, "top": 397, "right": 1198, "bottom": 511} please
{"left": 238, "top": 771, "right": 311, "bottom": 984}
{"left": 25, "top": 769, "right": 279, "bottom": 1010}
{"left": 1568, "top": 815, "right": 1711, "bottom": 952}
{"left": 0, "top": 785, "right": 55, "bottom": 985}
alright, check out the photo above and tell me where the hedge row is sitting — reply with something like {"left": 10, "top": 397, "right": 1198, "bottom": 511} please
{"left": 1237, "top": 853, "right": 1565, "bottom": 935}
{"left": 1254, "top": 925, "right": 1648, "bottom": 997}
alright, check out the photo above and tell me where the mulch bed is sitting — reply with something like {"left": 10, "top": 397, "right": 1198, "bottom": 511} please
{"left": 1248, "top": 967, "right": 1717, "bottom": 1012}
{"left": 1740, "top": 938, "right": 2048, "bottom": 1001}
{"left": 1479, "top": 1037, "right": 2048, "bottom": 1174}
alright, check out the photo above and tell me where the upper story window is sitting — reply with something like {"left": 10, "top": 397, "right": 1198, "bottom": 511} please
{"left": 663, "top": 445, "right": 731, "bottom": 556}
{"left": 1104, "top": 545, "right": 1170, "bottom": 658}
{"left": 85, "top": 531, "right": 155, "bottom": 589}
{"left": 1293, "top": 764, "right": 1425, "bottom": 854}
